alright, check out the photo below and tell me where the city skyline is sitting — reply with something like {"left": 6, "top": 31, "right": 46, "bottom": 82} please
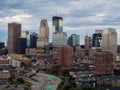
{"left": 0, "top": 0, "right": 120, "bottom": 44}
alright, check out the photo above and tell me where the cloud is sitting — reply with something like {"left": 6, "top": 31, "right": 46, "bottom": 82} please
{"left": 0, "top": 0, "right": 120, "bottom": 44}
{"left": 0, "top": 13, "right": 33, "bottom": 23}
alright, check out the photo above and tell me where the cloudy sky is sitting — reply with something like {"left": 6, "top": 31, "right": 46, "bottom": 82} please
{"left": 0, "top": 0, "right": 120, "bottom": 44}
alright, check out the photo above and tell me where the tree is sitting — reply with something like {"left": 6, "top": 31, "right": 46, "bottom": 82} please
{"left": 69, "top": 87, "right": 77, "bottom": 90}
{"left": 17, "top": 78, "right": 25, "bottom": 84}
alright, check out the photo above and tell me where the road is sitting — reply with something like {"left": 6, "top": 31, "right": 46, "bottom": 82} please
{"left": 26, "top": 72, "right": 61, "bottom": 90}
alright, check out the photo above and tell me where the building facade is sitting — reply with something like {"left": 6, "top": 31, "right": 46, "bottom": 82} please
{"left": 52, "top": 16, "right": 63, "bottom": 33}
{"left": 27, "top": 32, "right": 37, "bottom": 48}
{"left": 58, "top": 45, "right": 73, "bottom": 67}
{"left": 68, "top": 34, "right": 80, "bottom": 47}
{"left": 52, "top": 32, "right": 67, "bottom": 48}
{"left": 0, "top": 42, "right": 4, "bottom": 49}
{"left": 102, "top": 28, "right": 117, "bottom": 58}
{"left": 92, "top": 33, "right": 102, "bottom": 47}
{"left": 94, "top": 51, "right": 114, "bottom": 75}
{"left": 37, "top": 19, "right": 49, "bottom": 48}
{"left": 85, "top": 35, "right": 92, "bottom": 50}
{"left": 39, "top": 19, "right": 49, "bottom": 40}
{"left": 17, "top": 38, "right": 27, "bottom": 54}
{"left": 8, "top": 23, "right": 21, "bottom": 54}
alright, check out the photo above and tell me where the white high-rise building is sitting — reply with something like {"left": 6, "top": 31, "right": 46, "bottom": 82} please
{"left": 102, "top": 28, "right": 117, "bottom": 57}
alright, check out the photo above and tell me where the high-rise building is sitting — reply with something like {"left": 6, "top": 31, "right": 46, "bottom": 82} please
{"left": 102, "top": 28, "right": 117, "bottom": 58}
{"left": 94, "top": 51, "right": 114, "bottom": 75}
{"left": 27, "top": 32, "right": 37, "bottom": 48}
{"left": 17, "top": 38, "right": 27, "bottom": 54}
{"left": 58, "top": 45, "right": 73, "bottom": 67}
{"left": 68, "top": 34, "right": 80, "bottom": 46}
{"left": 52, "top": 32, "right": 67, "bottom": 48}
{"left": 37, "top": 19, "right": 49, "bottom": 48}
{"left": 0, "top": 42, "right": 4, "bottom": 49}
{"left": 92, "top": 33, "right": 102, "bottom": 47}
{"left": 85, "top": 35, "right": 92, "bottom": 50}
{"left": 52, "top": 16, "right": 63, "bottom": 33}
{"left": 27, "top": 34, "right": 30, "bottom": 48}
{"left": 8, "top": 22, "right": 21, "bottom": 54}
{"left": 39, "top": 19, "right": 49, "bottom": 40}
{"left": 21, "top": 31, "right": 29, "bottom": 38}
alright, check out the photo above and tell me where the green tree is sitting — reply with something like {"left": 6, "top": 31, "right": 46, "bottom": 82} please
{"left": 17, "top": 78, "right": 25, "bottom": 84}
{"left": 69, "top": 87, "right": 77, "bottom": 90}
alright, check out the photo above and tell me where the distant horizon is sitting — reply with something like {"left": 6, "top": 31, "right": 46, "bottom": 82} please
{"left": 1, "top": 26, "right": 120, "bottom": 46}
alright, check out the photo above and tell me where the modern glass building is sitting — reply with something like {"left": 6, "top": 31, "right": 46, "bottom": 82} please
{"left": 52, "top": 16, "right": 63, "bottom": 33}
{"left": 92, "top": 33, "right": 102, "bottom": 47}
{"left": 17, "top": 38, "right": 27, "bottom": 54}
{"left": 68, "top": 34, "right": 80, "bottom": 47}
{"left": 0, "top": 42, "right": 4, "bottom": 49}
{"left": 27, "top": 32, "right": 37, "bottom": 48}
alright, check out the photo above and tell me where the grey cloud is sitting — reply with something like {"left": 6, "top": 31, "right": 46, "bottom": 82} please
{"left": 1, "top": 0, "right": 120, "bottom": 44}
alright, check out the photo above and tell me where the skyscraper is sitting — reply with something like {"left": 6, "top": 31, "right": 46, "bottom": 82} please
{"left": 52, "top": 16, "right": 63, "bottom": 33}
{"left": 102, "top": 28, "right": 117, "bottom": 58}
{"left": 85, "top": 35, "right": 92, "bottom": 50}
{"left": 92, "top": 33, "right": 102, "bottom": 47}
{"left": 37, "top": 19, "right": 49, "bottom": 48}
{"left": 0, "top": 42, "right": 4, "bottom": 49}
{"left": 52, "top": 32, "right": 67, "bottom": 48}
{"left": 27, "top": 32, "right": 37, "bottom": 48}
{"left": 8, "top": 22, "right": 21, "bottom": 54}
{"left": 68, "top": 34, "right": 80, "bottom": 46}
{"left": 39, "top": 19, "right": 49, "bottom": 40}
{"left": 17, "top": 38, "right": 27, "bottom": 54}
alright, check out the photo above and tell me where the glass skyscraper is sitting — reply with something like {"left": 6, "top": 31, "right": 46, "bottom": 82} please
{"left": 52, "top": 16, "right": 63, "bottom": 33}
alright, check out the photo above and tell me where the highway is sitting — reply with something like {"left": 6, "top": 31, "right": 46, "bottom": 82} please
{"left": 27, "top": 72, "right": 61, "bottom": 90}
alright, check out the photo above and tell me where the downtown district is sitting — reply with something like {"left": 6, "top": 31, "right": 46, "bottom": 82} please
{"left": 0, "top": 16, "right": 120, "bottom": 90}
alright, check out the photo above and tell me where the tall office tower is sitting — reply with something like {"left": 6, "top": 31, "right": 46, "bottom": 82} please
{"left": 17, "top": 38, "right": 27, "bottom": 54}
{"left": 92, "top": 33, "right": 102, "bottom": 47}
{"left": 39, "top": 19, "right": 49, "bottom": 39}
{"left": 8, "top": 22, "right": 21, "bottom": 54}
{"left": 37, "top": 19, "right": 49, "bottom": 48}
{"left": 85, "top": 35, "right": 92, "bottom": 50}
{"left": 68, "top": 34, "right": 80, "bottom": 46}
{"left": 58, "top": 45, "right": 73, "bottom": 67}
{"left": 21, "top": 31, "right": 29, "bottom": 38}
{"left": 52, "top": 16, "right": 63, "bottom": 33}
{"left": 68, "top": 37, "right": 72, "bottom": 46}
{"left": 102, "top": 28, "right": 117, "bottom": 58}
{"left": 0, "top": 42, "right": 4, "bottom": 49}
{"left": 27, "top": 32, "right": 37, "bottom": 48}
{"left": 94, "top": 51, "right": 114, "bottom": 75}
{"left": 52, "top": 32, "right": 67, "bottom": 48}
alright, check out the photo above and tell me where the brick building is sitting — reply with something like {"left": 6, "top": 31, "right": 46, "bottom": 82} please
{"left": 58, "top": 45, "right": 73, "bottom": 67}
{"left": 94, "top": 51, "right": 114, "bottom": 75}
